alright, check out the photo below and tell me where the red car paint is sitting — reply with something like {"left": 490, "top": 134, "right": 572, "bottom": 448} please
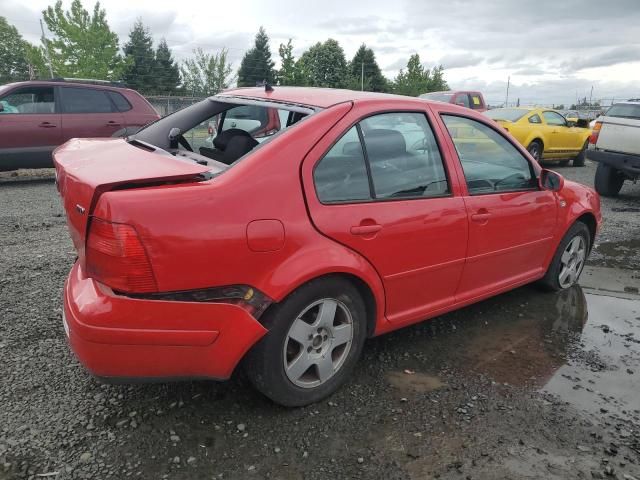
{"left": 54, "top": 87, "right": 601, "bottom": 382}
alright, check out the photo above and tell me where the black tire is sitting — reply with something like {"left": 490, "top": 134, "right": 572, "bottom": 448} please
{"left": 539, "top": 221, "right": 591, "bottom": 291}
{"left": 573, "top": 140, "right": 587, "bottom": 167}
{"left": 527, "top": 140, "right": 543, "bottom": 162}
{"left": 244, "top": 277, "right": 367, "bottom": 407}
{"left": 594, "top": 162, "right": 624, "bottom": 197}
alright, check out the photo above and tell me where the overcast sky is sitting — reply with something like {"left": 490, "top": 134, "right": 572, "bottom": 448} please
{"left": 2, "top": 0, "right": 639, "bottom": 106}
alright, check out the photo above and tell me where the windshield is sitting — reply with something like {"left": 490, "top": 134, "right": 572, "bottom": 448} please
{"left": 484, "top": 108, "right": 529, "bottom": 122}
{"left": 606, "top": 103, "right": 640, "bottom": 120}
{"left": 420, "top": 92, "right": 454, "bottom": 102}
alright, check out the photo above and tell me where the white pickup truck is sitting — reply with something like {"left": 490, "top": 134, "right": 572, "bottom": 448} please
{"left": 588, "top": 100, "right": 640, "bottom": 196}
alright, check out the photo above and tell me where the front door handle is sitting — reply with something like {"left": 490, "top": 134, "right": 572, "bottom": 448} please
{"left": 471, "top": 209, "right": 491, "bottom": 223}
{"left": 350, "top": 224, "right": 382, "bottom": 235}
{"left": 38, "top": 122, "right": 57, "bottom": 128}
{"left": 106, "top": 121, "right": 121, "bottom": 127}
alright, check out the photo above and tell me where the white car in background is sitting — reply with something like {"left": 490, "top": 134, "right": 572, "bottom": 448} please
{"left": 588, "top": 100, "right": 640, "bottom": 196}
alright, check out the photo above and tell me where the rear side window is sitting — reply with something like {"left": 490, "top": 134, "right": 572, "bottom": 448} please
{"left": 469, "top": 94, "right": 484, "bottom": 110}
{"left": 360, "top": 112, "right": 449, "bottom": 198}
{"left": 60, "top": 87, "right": 114, "bottom": 113}
{"left": 455, "top": 94, "right": 471, "bottom": 108}
{"left": 606, "top": 103, "right": 640, "bottom": 120}
{"left": 442, "top": 115, "right": 535, "bottom": 195}
{"left": 0, "top": 86, "right": 55, "bottom": 114}
{"left": 314, "top": 126, "right": 371, "bottom": 203}
{"left": 107, "top": 91, "right": 132, "bottom": 112}
{"left": 529, "top": 114, "right": 542, "bottom": 124}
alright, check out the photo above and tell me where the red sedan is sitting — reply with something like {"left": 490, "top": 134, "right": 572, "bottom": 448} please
{"left": 54, "top": 87, "right": 601, "bottom": 406}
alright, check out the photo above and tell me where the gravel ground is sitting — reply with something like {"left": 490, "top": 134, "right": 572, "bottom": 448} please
{"left": 1, "top": 160, "right": 639, "bottom": 480}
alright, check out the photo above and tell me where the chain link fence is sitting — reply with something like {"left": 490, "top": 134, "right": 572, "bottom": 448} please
{"left": 144, "top": 95, "right": 206, "bottom": 117}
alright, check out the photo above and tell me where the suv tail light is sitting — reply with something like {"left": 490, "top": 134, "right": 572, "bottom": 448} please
{"left": 86, "top": 218, "right": 157, "bottom": 293}
{"left": 589, "top": 121, "right": 602, "bottom": 145}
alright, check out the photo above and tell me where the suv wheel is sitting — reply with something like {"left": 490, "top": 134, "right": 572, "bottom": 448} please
{"left": 245, "top": 277, "right": 367, "bottom": 407}
{"left": 595, "top": 163, "right": 624, "bottom": 197}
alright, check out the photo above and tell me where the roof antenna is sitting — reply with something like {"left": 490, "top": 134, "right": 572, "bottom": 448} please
{"left": 263, "top": 80, "right": 274, "bottom": 92}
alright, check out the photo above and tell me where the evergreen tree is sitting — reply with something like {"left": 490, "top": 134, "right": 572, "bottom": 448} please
{"left": 43, "top": 0, "right": 126, "bottom": 80}
{"left": 237, "top": 27, "right": 275, "bottom": 87}
{"left": 393, "top": 54, "right": 448, "bottom": 96}
{"left": 123, "top": 19, "right": 155, "bottom": 93}
{"left": 277, "top": 39, "right": 298, "bottom": 86}
{"left": 153, "top": 39, "right": 180, "bottom": 94}
{"left": 297, "top": 39, "right": 347, "bottom": 88}
{"left": 347, "top": 44, "right": 387, "bottom": 92}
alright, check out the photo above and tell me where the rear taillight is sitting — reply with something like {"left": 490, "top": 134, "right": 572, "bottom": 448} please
{"left": 589, "top": 121, "right": 602, "bottom": 145}
{"left": 86, "top": 218, "right": 157, "bottom": 293}
{"left": 208, "top": 126, "right": 213, "bottom": 135}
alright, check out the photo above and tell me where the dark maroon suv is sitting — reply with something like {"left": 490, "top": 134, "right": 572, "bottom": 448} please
{"left": 0, "top": 79, "right": 160, "bottom": 171}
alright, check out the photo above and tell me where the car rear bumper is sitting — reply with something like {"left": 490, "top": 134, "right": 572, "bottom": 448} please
{"left": 62, "top": 262, "right": 268, "bottom": 381}
{"left": 588, "top": 149, "right": 640, "bottom": 177}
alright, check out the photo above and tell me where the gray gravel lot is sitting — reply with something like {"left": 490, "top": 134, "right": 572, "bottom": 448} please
{"left": 1, "top": 159, "right": 639, "bottom": 480}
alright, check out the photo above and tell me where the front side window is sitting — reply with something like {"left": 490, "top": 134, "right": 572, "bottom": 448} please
{"left": 442, "top": 115, "right": 536, "bottom": 195}
{"left": 360, "top": 112, "right": 449, "bottom": 198}
{"left": 314, "top": 126, "right": 371, "bottom": 203}
{"left": 543, "top": 111, "right": 567, "bottom": 126}
{"left": 0, "top": 87, "right": 55, "bottom": 114}
{"left": 470, "top": 94, "right": 484, "bottom": 110}
{"left": 60, "top": 87, "right": 113, "bottom": 113}
{"left": 529, "top": 114, "right": 542, "bottom": 124}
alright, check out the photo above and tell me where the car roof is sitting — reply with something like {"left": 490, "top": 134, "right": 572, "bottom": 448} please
{"left": 1, "top": 80, "right": 136, "bottom": 94}
{"left": 218, "top": 86, "right": 436, "bottom": 109}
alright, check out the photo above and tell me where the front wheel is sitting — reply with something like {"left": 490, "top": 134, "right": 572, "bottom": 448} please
{"left": 595, "top": 163, "right": 624, "bottom": 196}
{"left": 539, "top": 222, "right": 590, "bottom": 291}
{"left": 245, "top": 277, "right": 367, "bottom": 407}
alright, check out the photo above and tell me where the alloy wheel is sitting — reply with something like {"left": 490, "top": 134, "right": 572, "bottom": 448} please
{"left": 558, "top": 236, "right": 586, "bottom": 288}
{"left": 283, "top": 298, "right": 353, "bottom": 388}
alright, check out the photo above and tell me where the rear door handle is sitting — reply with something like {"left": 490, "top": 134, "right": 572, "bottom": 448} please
{"left": 471, "top": 211, "right": 491, "bottom": 223}
{"left": 350, "top": 224, "right": 382, "bottom": 235}
{"left": 38, "top": 122, "right": 57, "bottom": 128}
{"left": 106, "top": 121, "right": 121, "bottom": 127}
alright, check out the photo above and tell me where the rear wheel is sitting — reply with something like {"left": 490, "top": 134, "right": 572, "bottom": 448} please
{"left": 573, "top": 140, "right": 588, "bottom": 167}
{"left": 527, "top": 140, "right": 543, "bottom": 162}
{"left": 245, "top": 277, "right": 367, "bottom": 407}
{"left": 594, "top": 163, "right": 624, "bottom": 197}
{"left": 539, "top": 222, "right": 590, "bottom": 291}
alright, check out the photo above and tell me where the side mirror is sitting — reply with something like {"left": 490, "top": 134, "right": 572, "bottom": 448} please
{"left": 539, "top": 169, "right": 564, "bottom": 192}
{"left": 168, "top": 127, "right": 182, "bottom": 149}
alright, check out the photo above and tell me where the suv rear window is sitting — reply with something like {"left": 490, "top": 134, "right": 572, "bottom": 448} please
{"left": 60, "top": 87, "right": 114, "bottom": 113}
{"left": 107, "top": 91, "right": 132, "bottom": 112}
{"left": 607, "top": 104, "right": 640, "bottom": 120}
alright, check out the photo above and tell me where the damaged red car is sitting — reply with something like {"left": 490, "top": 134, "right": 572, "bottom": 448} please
{"left": 54, "top": 87, "right": 601, "bottom": 406}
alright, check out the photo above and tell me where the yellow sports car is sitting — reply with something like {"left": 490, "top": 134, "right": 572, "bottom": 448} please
{"left": 484, "top": 108, "right": 591, "bottom": 166}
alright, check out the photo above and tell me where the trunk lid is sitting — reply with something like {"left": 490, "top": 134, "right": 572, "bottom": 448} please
{"left": 54, "top": 138, "right": 211, "bottom": 258}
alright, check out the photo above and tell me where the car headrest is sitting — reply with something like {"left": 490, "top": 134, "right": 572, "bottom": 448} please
{"left": 223, "top": 135, "right": 259, "bottom": 163}
{"left": 213, "top": 128, "right": 253, "bottom": 151}
{"left": 364, "top": 129, "right": 406, "bottom": 160}
{"left": 342, "top": 141, "right": 363, "bottom": 157}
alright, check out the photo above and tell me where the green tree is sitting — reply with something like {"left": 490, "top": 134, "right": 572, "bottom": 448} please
{"left": 122, "top": 19, "right": 155, "bottom": 93}
{"left": 153, "top": 39, "right": 180, "bottom": 95}
{"left": 297, "top": 39, "right": 347, "bottom": 88}
{"left": 392, "top": 54, "right": 448, "bottom": 96}
{"left": 277, "top": 39, "right": 298, "bottom": 86}
{"left": 181, "top": 48, "right": 234, "bottom": 96}
{"left": 347, "top": 44, "right": 387, "bottom": 92}
{"left": 0, "top": 16, "right": 30, "bottom": 83}
{"left": 237, "top": 27, "right": 275, "bottom": 87}
{"left": 43, "top": 0, "right": 126, "bottom": 80}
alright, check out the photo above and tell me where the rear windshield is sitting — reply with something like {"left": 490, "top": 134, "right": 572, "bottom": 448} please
{"left": 484, "top": 108, "right": 528, "bottom": 122}
{"left": 420, "top": 92, "right": 454, "bottom": 102}
{"left": 606, "top": 103, "right": 640, "bottom": 120}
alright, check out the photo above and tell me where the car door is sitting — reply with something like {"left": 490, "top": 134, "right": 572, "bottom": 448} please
{"left": 303, "top": 108, "right": 468, "bottom": 326}
{"left": 0, "top": 85, "right": 61, "bottom": 169}
{"left": 542, "top": 110, "right": 574, "bottom": 156}
{"left": 439, "top": 113, "right": 558, "bottom": 302}
{"left": 59, "top": 86, "right": 124, "bottom": 142}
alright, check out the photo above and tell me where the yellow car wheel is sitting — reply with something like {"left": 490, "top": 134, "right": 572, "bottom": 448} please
{"left": 527, "top": 140, "right": 543, "bottom": 162}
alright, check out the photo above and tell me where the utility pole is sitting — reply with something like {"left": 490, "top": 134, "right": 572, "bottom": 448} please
{"left": 589, "top": 85, "right": 593, "bottom": 109}
{"left": 40, "top": 19, "right": 54, "bottom": 79}
{"left": 361, "top": 61, "right": 364, "bottom": 91}
{"left": 504, "top": 76, "right": 510, "bottom": 107}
